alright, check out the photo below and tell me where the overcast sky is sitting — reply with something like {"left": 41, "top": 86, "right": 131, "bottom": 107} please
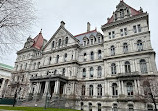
{"left": 1, "top": 0, "right": 158, "bottom": 68}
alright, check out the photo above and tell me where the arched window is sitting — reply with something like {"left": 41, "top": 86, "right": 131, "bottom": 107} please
{"left": 112, "top": 83, "right": 118, "bottom": 96}
{"left": 83, "top": 41, "right": 86, "bottom": 46}
{"left": 54, "top": 70, "right": 57, "bottom": 75}
{"left": 147, "top": 104, "right": 153, "bottom": 111}
{"left": 84, "top": 53, "right": 87, "bottom": 61}
{"left": 49, "top": 57, "right": 52, "bottom": 65}
{"left": 91, "top": 39, "right": 93, "bottom": 45}
{"left": 33, "top": 63, "right": 36, "bottom": 69}
{"left": 98, "top": 66, "right": 102, "bottom": 77}
{"left": 47, "top": 71, "right": 49, "bottom": 75}
{"left": 113, "top": 103, "right": 118, "bottom": 111}
{"left": 81, "top": 102, "right": 84, "bottom": 111}
{"left": 127, "top": 82, "right": 133, "bottom": 96}
{"left": 89, "top": 85, "right": 93, "bottom": 96}
{"left": 89, "top": 103, "right": 92, "bottom": 111}
{"left": 98, "top": 37, "right": 101, "bottom": 43}
{"left": 90, "top": 67, "right": 94, "bottom": 78}
{"left": 65, "top": 37, "right": 68, "bottom": 45}
{"left": 97, "top": 84, "right": 102, "bottom": 97}
{"left": 98, "top": 103, "right": 101, "bottom": 111}
{"left": 37, "top": 62, "right": 40, "bottom": 69}
{"left": 90, "top": 51, "right": 94, "bottom": 60}
{"left": 111, "top": 45, "right": 115, "bottom": 56}
{"left": 83, "top": 68, "right": 86, "bottom": 78}
{"left": 111, "top": 63, "right": 117, "bottom": 74}
{"left": 64, "top": 53, "right": 67, "bottom": 62}
{"left": 137, "top": 40, "right": 143, "bottom": 51}
{"left": 56, "top": 55, "right": 59, "bottom": 63}
{"left": 128, "top": 104, "right": 134, "bottom": 111}
{"left": 115, "top": 13, "right": 117, "bottom": 21}
{"left": 125, "top": 61, "right": 131, "bottom": 73}
{"left": 123, "top": 43, "right": 128, "bottom": 53}
{"left": 52, "top": 41, "right": 55, "bottom": 48}
{"left": 82, "top": 85, "right": 85, "bottom": 96}
{"left": 16, "top": 65, "right": 18, "bottom": 71}
{"left": 140, "top": 59, "right": 147, "bottom": 73}
{"left": 58, "top": 39, "right": 61, "bottom": 46}
{"left": 62, "top": 68, "right": 65, "bottom": 76}
{"left": 120, "top": 9, "right": 124, "bottom": 18}
{"left": 98, "top": 50, "right": 102, "bottom": 59}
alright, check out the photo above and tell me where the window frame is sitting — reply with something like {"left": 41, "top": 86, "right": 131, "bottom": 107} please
{"left": 140, "top": 59, "right": 148, "bottom": 73}
{"left": 125, "top": 61, "right": 131, "bottom": 73}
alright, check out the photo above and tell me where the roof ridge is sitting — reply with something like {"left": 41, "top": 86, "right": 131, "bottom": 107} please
{"left": 74, "top": 29, "right": 97, "bottom": 37}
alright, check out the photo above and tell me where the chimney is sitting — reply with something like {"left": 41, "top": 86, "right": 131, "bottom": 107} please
{"left": 87, "top": 22, "right": 90, "bottom": 32}
{"left": 60, "top": 21, "right": 65, "bottom": 27}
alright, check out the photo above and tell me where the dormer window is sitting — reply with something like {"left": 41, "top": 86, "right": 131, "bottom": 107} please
{"left": 120, "top": 9, "right": 124, "bottom": 18}
{"left": 98, "top": 37, "right": 101, "bottom": 43}
{"left": 127, "top": 9, "right": 130, "bottom": 16}
{"left": 65, "top": 37, "right": 68, "bottom": 45}
{"left": 115, "top": 13, "right": 117, "bottom": 21}
{"left": 58, "top": 39, "right": 61, "bottom": 46}
{"left": 52, "top": 41, "right": 55, "bottom": 48}
{"left": 83, "top": 41, "right": 86, "bottom": 46}
{"left": 91, "top": 39, "right": 93, "bottom": 45}
{"left": 109, "top": 32, "right": 111, "bottom": 39}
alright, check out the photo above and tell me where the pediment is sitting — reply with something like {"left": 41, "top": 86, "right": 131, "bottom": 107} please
{"left": 116, "top": 2, "right": 128, "bottom": 11}
{"left": 43, "top": 25, "right": 79, "bottom": 52}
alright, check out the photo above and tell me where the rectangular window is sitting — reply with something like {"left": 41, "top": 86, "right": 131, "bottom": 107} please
{"left": 137, "top": 24, "right": 141, "bottom": 32}
{"left": 124, "top": 28, "right": 127, "bottom": 35}
{"left": 109, "top": 32, "right": 111, "bottom": 39}
{"left": 120, "top": 29, "right": 123, "bottom": 36}
{"left": 112, "top": 31, "right": 115, "bottom": 38}
{"left": 133, "top": 25, "right": 137, "bottom": 33}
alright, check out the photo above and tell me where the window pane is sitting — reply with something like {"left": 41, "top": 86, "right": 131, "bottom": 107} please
{"left": 138, "top": 24, "right": 141, "bottom": 32}
{"left": 133, "top": 25, "right": 137, "bottom": 33}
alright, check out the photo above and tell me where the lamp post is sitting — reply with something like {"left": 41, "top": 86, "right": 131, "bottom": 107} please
{"left": 13, "top": 82, "right": 19, "bottom": 107}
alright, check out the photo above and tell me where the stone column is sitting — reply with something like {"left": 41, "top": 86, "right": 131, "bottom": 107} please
{"left": 43, "top": 81, "right": 49, "bottom": 96}
{"left": 137, "top": 80, "right": 141, "bottom": 94}
{"left": 93, "top": 84, "right": 97, "bottom": 98}
{"left": 118, "top": 81, "right": 122, "bottom": 95}
{"left": 0, "top": 79, "right": 6, "bottom": 98}
{"left": 121, "top": 81, "right": 124, "bottom": 95}
{"left": 105, "top": 80, "right": 108, "bottom": 96}
{"left": 71, "top": 82, "right": 76, "bottom": 95}
{"left": 54, "top": 80, "right": 60, "bottom": 95}
{"left": 134, "top": 80, "right": 138, "bottom": 95}
{"left": 94, "top": 66, "right": 97, "bottom": 78}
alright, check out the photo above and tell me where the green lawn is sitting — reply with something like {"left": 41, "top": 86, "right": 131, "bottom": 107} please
{"left": 0, "top": 106, "right": 79, "bottom": 111}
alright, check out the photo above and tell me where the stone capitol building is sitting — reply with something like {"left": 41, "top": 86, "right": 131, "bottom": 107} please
{"left": 9, "top": 1, "right": 158, "bottom": 111}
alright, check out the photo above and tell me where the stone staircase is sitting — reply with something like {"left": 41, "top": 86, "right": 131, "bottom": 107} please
{"left": 17, "top": 96, "right": 70, "bottom": 108}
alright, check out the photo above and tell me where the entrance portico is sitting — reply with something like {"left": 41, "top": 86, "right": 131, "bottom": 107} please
{"left": 28, "top": 75, "right": 68, "bottom": 101}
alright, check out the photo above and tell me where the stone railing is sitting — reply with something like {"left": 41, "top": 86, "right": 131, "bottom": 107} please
{"left": 117, "top": 71, "right": 140, "bottom": 78}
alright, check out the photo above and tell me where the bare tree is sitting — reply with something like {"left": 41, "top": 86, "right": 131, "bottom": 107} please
{"left": 0, "top": 0, "right": 36, "bottom": 54}
{"left": 138, "top": 76, "right": 158, "bottom": 111}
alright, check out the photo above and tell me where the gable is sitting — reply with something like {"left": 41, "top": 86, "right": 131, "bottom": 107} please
{"left": 43, "top": 23, "right": 79, "bottom": 52}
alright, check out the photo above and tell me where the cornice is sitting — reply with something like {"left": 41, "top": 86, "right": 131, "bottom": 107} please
{"left": 102, "top": 13, "right": 148, "bottom": 30}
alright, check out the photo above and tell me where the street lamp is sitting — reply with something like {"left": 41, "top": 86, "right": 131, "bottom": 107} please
{"left": 13, "top": 82, "right": 19, "bottom": 107}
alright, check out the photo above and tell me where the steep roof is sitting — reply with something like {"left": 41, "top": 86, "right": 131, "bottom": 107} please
{"left": 32, "top": 31, "right": 44, "bottom": 50}
{"left": 74, "top": 29, "right": 98, "bottom": 44}
{"left": 103, "top": 1, "right": 143, "bottom": 26}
